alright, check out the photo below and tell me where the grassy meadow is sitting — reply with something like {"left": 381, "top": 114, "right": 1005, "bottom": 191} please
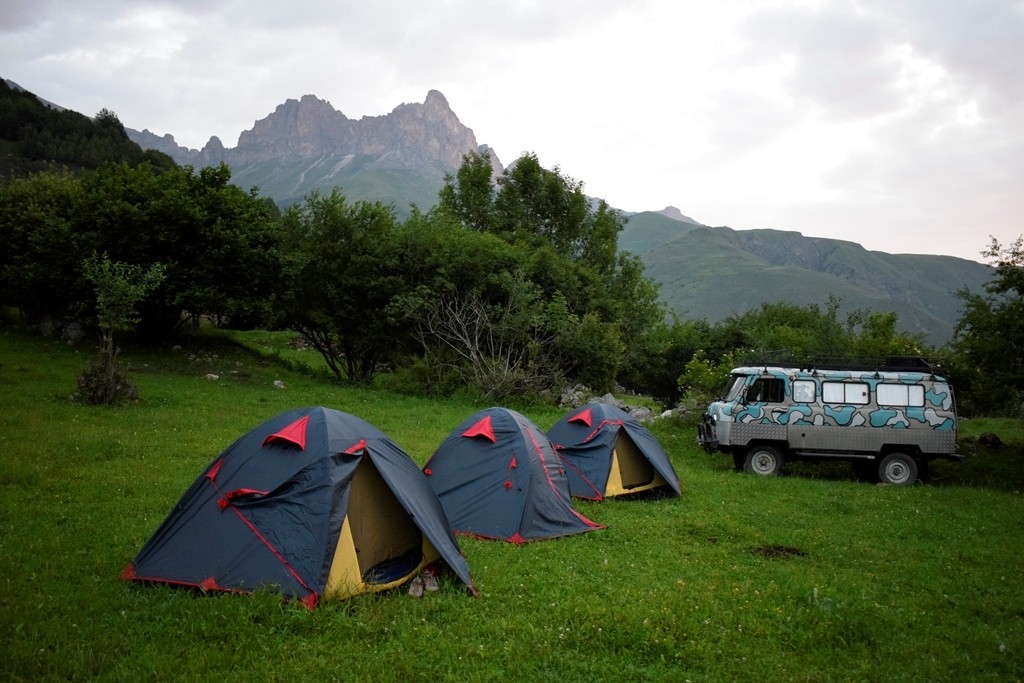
{"left": 1, "top": 329, "right": 1022, "bottom": 682}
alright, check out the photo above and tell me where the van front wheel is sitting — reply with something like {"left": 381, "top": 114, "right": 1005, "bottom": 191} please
{"left": 744, "top": 446, "right": 784, "bottom": 476}
{"left": 878, "top": 452, "right": 918, "bottom": 486}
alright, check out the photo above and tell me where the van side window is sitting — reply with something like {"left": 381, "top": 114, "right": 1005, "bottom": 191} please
{"left": 793, "top": 380, "right": 816, "bottom": 403}
{"left": 822, "top": 381, "right": 869, "bottom": 405}
{"left": 723, "top": 376, "right": 746, "bottom": 401}
{"left": 746, "top": 378, "right": 785, "bottom": 403}
{"left": 877, "top": 383, "right": 925, "bottom": 407}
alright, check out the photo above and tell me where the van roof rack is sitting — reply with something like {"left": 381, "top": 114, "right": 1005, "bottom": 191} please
{"left": 738, "top": 352, "right": 941, "bottom": 374}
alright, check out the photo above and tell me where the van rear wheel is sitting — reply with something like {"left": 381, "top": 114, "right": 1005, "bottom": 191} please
{"left": 878, "top": 452, "right": 918, "bottom": 486}
{"left": 744, "top": 446, "right": 784, "bottom": 476}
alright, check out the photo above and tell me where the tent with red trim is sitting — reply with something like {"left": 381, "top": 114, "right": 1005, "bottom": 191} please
{"left": 422, "top": 407, "right": 602, "bottom": 543}
{"left": 546, "top": 404, "right": 681, "bottom": 501}
{"left": 123, "top": 406, "right": 474, "bottom": 606}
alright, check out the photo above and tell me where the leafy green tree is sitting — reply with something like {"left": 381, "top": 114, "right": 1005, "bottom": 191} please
{"left": 662, "top": 298, "right": 932, "bottom": 409}
{"left": 718, "top": 298, "right": 851, "bottom": 360}
{"left": 0, "top": 170, "right": 89, "bottom": 324}
{"left": 493, "top": 153, "right": 624, "bottom": 267}
{"left": 76, "top": 253, "right": 165, "bottom": 404}
{"left": 1, "top": 162, "right": 281, "bottom": 338}
{"left": 393, "top": 207, "right": 521, "bottom": 301}
{"left": 618, "top": 316, "right": 717, "bottom": 405}
{"left": 388, "top": 209, "right": 560, "bottom": 396}
{"left": 437, "top": 150, "right": 497, "bottom": 233}
{"left": 847, "top": 311, "right": 926, "bottom": 359}
{"left": 279, "top": 191, "right": 405, "bottom": 383}
{"left": 79, "top": 162, "right": 282, "bottom": 336}
{"left": 494, "top": 153, "right": 590, "bottom": 255}
{"left": 427, "top": 152, "right": 662, "bottom": 394}
{"left": 677, "top": 349, "right": 737, "bottom": 407}
{"left": 952, "top": 236, "right": 1024, "bottom": 415}
{"left": 404, "top": 273, "right": 565, "bottom": 399}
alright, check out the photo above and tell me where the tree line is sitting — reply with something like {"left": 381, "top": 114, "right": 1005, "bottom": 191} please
{"left": 0, "top": 103, "right": 1019, "bottom": 414}
{"left": 1, "top": 80, "right": 176, "bottom": 177}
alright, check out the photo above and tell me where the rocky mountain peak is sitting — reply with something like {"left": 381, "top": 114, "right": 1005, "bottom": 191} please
{"left": 657, "top": 206, "right": 701, "bottom": 225}
{"left": 132, "top": 90, "right": 491, "bottom": 174}
{"left": 232, "top": 94, "right": 348, "bottom": 159}
{"left": 423, "top": 89, "right": 450, "bottom": 111}
{"left": 125, "top": 89, "right": 502, "bottom": 211}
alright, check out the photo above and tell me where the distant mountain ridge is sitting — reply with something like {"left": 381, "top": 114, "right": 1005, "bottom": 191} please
{"left": 620, "top": 211, "right": 991, "bottom": 345}
{"left": 3, "top": 79, "right": 65, "bottom": 111}
{"left": 119, "top": 88, "right": 989, "bottom": 345}
{"left": 651, "top": 206, "right": 701, "bottom": 225}
{"left": 128, "top": 90, "right": 500, "bottom": 212}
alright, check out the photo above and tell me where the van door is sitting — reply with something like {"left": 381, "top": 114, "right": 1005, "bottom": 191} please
{"left": 784, "top": 378, "right": 819, "bottom": 449}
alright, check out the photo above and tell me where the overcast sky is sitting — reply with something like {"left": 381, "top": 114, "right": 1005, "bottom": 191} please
{"left": 3, "top": 0, "right": 1022, "bottom": 262}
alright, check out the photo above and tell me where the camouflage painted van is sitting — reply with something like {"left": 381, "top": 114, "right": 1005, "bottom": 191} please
{"left": 696, "top": 359, "right": 960, "bottom": 485}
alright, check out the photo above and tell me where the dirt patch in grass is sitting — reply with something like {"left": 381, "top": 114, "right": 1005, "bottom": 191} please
{"left": 752, "top": 544, "right": 806, "bottom": 559}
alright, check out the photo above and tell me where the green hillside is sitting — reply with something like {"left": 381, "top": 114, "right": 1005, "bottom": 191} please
{"left": 0, "top": 78, "right": 174, "bottom": 177}
{"left": 230, "top": 155, "right": 444, "bottom": 216}
{"left": 621, "top": 214, "right": 992, "bottom": 345}
{"left": 618, "top": 210, "right": 702, "bottom": 254}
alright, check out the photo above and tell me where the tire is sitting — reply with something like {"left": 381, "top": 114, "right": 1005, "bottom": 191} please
{"left": 744, "top": 445, "right": 784, "bottom": 476}
{"left": 878, "top": 452, "right": 918, "bottom": 486}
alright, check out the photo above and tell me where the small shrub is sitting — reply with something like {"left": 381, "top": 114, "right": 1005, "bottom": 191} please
{"left": 75, "top": 353, "right": 138, "bottom": 404}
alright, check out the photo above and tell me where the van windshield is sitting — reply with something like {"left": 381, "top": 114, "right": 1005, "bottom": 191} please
{"left": 723, "top": 376, "right": 746, "bottom": 402}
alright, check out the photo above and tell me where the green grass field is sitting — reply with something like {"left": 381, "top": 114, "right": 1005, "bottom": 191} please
{"left": 1, "top": 329, "right": 1022, "bottom": 682}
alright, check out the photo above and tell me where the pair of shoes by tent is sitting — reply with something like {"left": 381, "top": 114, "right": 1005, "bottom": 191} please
{"left": 407, "top": 567, "right": 439, "bottom": 597}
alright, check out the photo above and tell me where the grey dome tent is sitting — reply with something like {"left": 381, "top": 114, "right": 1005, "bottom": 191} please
{"left": 123, "top": 406, "right": 474, "bottom": 606}
{"left": 423, "top": 407, "right": 602, "bottom": 544}
{"left": 547, "top": 404, "right": 681, "bottom": 501}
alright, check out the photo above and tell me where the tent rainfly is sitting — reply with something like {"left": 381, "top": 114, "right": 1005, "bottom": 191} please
{"left": 123, "top": 406, "right": 475, "bottom": 606}
{"left": 547, "top": 404, "right": 682, "bottom": 501}
{"left": 423, "top": 407, "right": 603, "bottom": 544}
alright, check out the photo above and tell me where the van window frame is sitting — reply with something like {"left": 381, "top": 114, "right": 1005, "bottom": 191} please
{"left": 792, "top": 380, "right": 816, "bottom": 403}
{"left": 745, "top": 377, "right": 785, "bottom": 404}
{"left": 723, "top": 376, "right": 747, "bottom": 402}
{"left": 877, "top": 383, "right": 925, "bottom": 407}
{"left": 822, "top": 381, "right": 870, "bottom": 405}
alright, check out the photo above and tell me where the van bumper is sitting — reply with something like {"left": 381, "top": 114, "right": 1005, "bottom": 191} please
{"left": 697, "top": 416, "right": 720, "bottom": 452}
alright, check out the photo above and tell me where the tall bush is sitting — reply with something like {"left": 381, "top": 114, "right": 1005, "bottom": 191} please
{"left": 76, "top": 253, "right": 164, "bottom": 404}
